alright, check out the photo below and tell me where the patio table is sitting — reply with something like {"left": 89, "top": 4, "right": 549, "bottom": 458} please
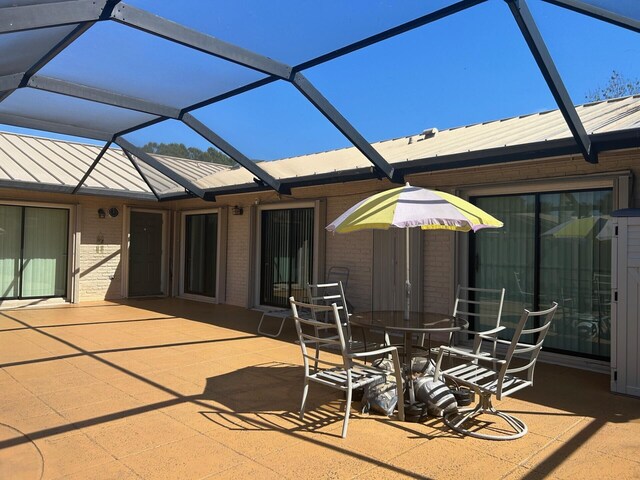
{"left": 351, "top": 310, "right": 468, "bottom": 418}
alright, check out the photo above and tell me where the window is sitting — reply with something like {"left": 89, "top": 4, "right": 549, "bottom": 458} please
{"left": 471, "top": 188, "right": 612, "bottom": 360}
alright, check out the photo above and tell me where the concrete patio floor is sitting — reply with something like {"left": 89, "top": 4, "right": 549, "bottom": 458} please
{"left": 0, "top": 298, "right": 638, "bottom": 480}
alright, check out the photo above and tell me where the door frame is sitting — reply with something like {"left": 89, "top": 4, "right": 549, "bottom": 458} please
{"left": 253, "top": 201, "right": 322, "bottom": 308}
{"left": 178, "top": 208, "right": 223, "bottom": 304}
{"left": 122, "top": 207, "right": 169, "bottom": 298}
{"left": 456, "top": 171, "right": 630, "bottom": 373}
{"left": 0, "top": 200, "right": 75, "bottom": 304}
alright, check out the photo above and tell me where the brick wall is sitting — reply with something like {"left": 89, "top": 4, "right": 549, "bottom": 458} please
{"left": 78, "top": 198, "right": 125, "bottom": 301}
{"left": 225, "top": 206, "right": 252, "bottom": 307}
{"left": 325, "top": 193, "right": 374, "bottom": 312}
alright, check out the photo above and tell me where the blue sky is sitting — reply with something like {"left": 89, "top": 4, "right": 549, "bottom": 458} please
{"left": 2, "top": 0, "right": 639, "bottom": 161}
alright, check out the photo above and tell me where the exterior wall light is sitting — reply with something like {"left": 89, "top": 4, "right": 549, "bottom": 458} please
{"left": 98, "top": 208, "right": 106, "bottom": 219}
{"left": 231, "top": 206, "right": 243, "bottom": 215}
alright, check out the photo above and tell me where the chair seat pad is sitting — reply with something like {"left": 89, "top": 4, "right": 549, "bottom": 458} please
{"left": 442, "top": 362, "right": 531, "bottom": 396}
{"left": 309, "top": 364, "right": 391, "bottom": 390}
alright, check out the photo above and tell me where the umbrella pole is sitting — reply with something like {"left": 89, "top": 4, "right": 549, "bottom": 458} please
{"left": 405, "top": 227, "right": 411, "bottom": 321}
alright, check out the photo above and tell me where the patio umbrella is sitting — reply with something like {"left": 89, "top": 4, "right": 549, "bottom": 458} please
{"left": 326, "top": 183, "right": 503, "bottom": 319}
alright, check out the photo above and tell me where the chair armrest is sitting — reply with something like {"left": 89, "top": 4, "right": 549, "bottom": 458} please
{"left": 434, "top": 345, "right": 505, "bottom": 378}
{"left": 348, "top": 345, "right": 398, "bottom": 359}
{"left": 438, "top": 345, "right": 505, "bottom": 363}
{"left": 474, "top": 325, "right": 506, "bottom": 338}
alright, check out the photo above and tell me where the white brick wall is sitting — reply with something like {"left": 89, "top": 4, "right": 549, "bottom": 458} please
{"left": 225, "top": 207, "right": 251, "bottom": 307}
{"left": 78, "top": 198, "right": 125, "bottom": 301}
{"left": 326, "top": 193, "right": 374, "bottom": 311}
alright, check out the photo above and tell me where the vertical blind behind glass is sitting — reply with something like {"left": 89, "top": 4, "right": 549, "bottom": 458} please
{"left": 260, "top": 208, "right": 314, "bottom": 307}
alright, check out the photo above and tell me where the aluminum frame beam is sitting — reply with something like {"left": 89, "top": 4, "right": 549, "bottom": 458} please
{"left": 0, "top": 22, "right": 95, "bottom": 103}
{"left": 15, "top": 75, "right": 283, "bottom": 194}
{"left": 297, "top": 0, "right": 488, "bottom": 71}
{"left": 507, "top": 0, "right": 597, "bottom": 164}
{"left": 186, "top": 1, "right": 488, "bottom": 112}
{"left": 109, "top": 3, "right": 292, "bottom": 79}
{"left": 542, "top": 0, "right": 639, "bottom": 33}
{"left": 292, "top": 72, "right": 402, "bottom": 183}
{"left": 108, "top": 3, "right": 400, "bottom": 182}
{"left": 28, "top": 75, "right": 180, "bottom": 118}
{"left": 122, "top": 149, "right": 160, "bottom": 200}
{"left": 114, "top": 137, "right": 206, "bottom": 198}
{"left": 1, "top": 0, "right": 481, "bottom": 187}
{"left": 0, "top": 0, "right": 110, "bottom": 34}
{"left": 72, "top": 141, "right": 112, "bottom": 194}
{"left": 0, "top": 74, "right": 24, "bottom": 92}
{"left": 181, "top": 113, "right": 287, "bottom": 194}
{"left": 0, "top": 113, "right": 113, "bottom": 141}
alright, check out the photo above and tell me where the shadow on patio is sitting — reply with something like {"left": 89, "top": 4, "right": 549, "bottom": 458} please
{"left": 0, "top": 298, "right": 638, "bottom": 479}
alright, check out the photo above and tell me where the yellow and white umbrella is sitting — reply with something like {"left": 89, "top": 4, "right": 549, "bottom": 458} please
{"left": 326, "top": 183, "right": 503, "bottom": 318}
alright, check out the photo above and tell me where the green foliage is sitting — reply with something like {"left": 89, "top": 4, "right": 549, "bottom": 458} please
{"left": 141, "top": 142, "right": 235, "bottom": 166}
{"left": 586, "top": 71, "right": 640, "bottom": 102}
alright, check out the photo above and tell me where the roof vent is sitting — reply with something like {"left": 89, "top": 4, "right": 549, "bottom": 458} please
{"left": 420, "top": 128, "right": 438, "bottom": 140}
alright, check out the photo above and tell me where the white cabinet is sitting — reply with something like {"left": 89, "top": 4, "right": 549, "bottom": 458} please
{"left": 611, "top": 212, "right": 640, "bottom": 397}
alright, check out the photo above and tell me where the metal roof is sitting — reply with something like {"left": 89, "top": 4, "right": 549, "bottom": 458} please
{"left": 195, "top": 95, "right": 640, "bottom": 191}
{"left": 0, "top": 130, "right": 228, "bottom": 200}
{"left": 0, "top": 0, "right": 638, "bottom": 200}
{"left": 0, "top": 94, "right": 638, "bottom": 200}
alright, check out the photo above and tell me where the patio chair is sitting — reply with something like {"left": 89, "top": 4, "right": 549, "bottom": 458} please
{"left": 290, "top": 297, "right": 405, "bottom": 438}
{"left": 433, "top": 302, "right": 558, "bottom": 440}
{"left": 326, "top": 266, "right": 354, "bottom": 312}
{"left": 326, "top": 266, "right": 350, "bottom": 288}
{"left": 420, "top": 286, "right": 505, "bottom": 359}
{"left": 306, "top": 281, "right": 370, "bottom": 349}
{"left": 257, "top": 309, "right": 289, "bottom": 338}
{"left": 448, "top": 286, "right": 506, "bottom": 357}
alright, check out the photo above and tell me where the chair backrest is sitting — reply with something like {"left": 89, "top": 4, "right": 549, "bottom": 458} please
{"left": 306, "top": 281, "right": 350, "bottom": 325}
{"left": 453, "top": 286, "right": 505, "bottom": 332}
{"left": 496, "top": 302, "right": 558, "bottom": 399}
{"left": 326, "top": 266, "right": 349, "bottom": 288}
{"left": 289, "top": 297, "right": 351, "bottom": 371}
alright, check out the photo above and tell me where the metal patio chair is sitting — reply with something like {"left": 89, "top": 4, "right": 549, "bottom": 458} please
{"left": 290, "top": 297, "right": 405, "bottom": 438}
{"left": 447, "top": 286, "right": 506, "bottom": 357}
{"left": 419, "top": 286, "right": 505, "bottom": 360}
{"left": 433, "top": 302, "right": 558, "bottom": 440}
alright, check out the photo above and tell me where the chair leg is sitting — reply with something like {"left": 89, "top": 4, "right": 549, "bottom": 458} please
{"left": 443, "top": 392, "right": 528, "bottom": 441}
{"left": 300, "top": 379, "right": 310, "bottom": 420}
{"left": 342, "top": 388, "right": 352, "bottom": 438}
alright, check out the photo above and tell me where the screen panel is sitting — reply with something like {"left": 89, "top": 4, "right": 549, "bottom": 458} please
{"left": 0, "top": 25, "right": 80, "bottom": 77}
{"left": 124, "top": 1, "right": 463, "bottom": 66}
{"left": 0, "top": 88, "right": 159, "bottom": 134}
{"left": 38, "top": 21, "right": 268, "bottom": 109}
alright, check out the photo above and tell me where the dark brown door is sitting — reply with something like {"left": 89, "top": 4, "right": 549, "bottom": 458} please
{"left": 129, "top": 211, "right": 163, "bottom": 296}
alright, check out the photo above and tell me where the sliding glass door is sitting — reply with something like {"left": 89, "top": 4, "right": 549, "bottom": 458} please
{"left": 0, "top": 205, "right": 69, "bottom": 299}
{"left": 472, "top": 189, "right": 612, "bottom": 360}
{"left": 183, "top": 212, "right": 218, "bottom": 298}
{"left": 0, "top": 206, "right": 22, "bottom": 298}
{"left": 260, "top": 208, "right": 314, "bottom": 308}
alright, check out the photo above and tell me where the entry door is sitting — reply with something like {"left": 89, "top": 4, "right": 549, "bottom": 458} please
{"left": 129, "top": 211, "right": 163, "bottom": 297}
{"left": 372, "top": 229, "right": 422, "bottom": 311}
